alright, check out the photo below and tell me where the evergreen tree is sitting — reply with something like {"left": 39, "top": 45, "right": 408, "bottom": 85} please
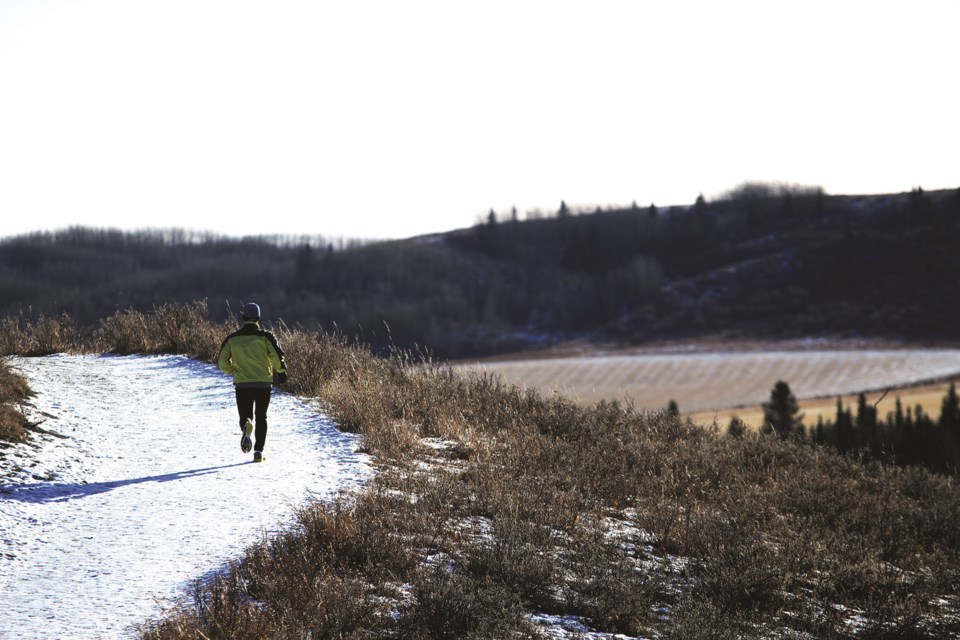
{"left": 913, "top": 404, "right": 939, "bottom": 469}
{"left": 762, "top": 380, "right": 802, "bottom": 438}
{"left": 834, "top": 398, "right": 855, "bottom": 454}
{"left": 814, "top": 416, "right": 827, "bottom": 445}
{"left": 666, "top": 399, "right": 680, "bottom": 417}
{"left": 938, "top": 382, "right": 960, "bottom": 472}
{"left": 938, "top": 382, "right": 960, "bottom": 433}
{"left": 694, "top": 193, "right": 706, "bottom": 212}
{"left": 727, "top": 415, "right": 747, "bottom": 439}
{"left": 855, "top": 392, "right": 878, "bottom": 452}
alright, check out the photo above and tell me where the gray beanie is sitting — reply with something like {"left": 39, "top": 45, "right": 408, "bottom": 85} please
{"left": 242, "top": 302, "right": 261, "bottom": 320}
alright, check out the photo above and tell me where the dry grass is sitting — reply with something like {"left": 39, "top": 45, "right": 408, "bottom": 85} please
{"left": 0, "top": 356, "right": 33, "bottom": 443}
{"left": 5, "top": 304, "right": 960, "bottom": 638}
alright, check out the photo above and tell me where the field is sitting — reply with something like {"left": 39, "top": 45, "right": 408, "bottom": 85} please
{"left": 455, "top": 344, "right": 960, "bottom": 428}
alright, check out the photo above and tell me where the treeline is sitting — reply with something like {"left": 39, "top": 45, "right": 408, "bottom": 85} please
{"left": 747, "top": 379, "right": 960, "bottom": 476}
{"left": 2, "top": 185, "right": 960, "bottom": 358}
{"left": 454, "top": 184, "right": 960, "bottom": 344}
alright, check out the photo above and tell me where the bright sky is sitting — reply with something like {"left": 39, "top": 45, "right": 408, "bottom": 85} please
{"left": 1, "top": 1, "right": 957, "bottom": 241}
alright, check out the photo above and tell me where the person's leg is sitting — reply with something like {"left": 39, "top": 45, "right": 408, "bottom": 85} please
{"left": 253, "top": 388, "right": 271, "bottom": 453}
{"left": 235, "top": 387, "right": 254, "bottom": 429}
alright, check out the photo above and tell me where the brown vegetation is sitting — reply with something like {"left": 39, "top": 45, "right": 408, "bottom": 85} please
{"left": 5, "top": 303, "right": 960, "bottom": 638}
{"left": 0, "top": 356, "right": 32, "bottom": 443}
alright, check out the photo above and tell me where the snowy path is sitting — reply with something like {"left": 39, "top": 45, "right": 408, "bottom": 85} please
{"left": 0, "top": 355, "right": 370, "bottom": 640}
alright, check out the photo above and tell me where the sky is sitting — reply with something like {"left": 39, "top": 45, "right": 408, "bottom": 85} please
{"left": 0, "top": 1, "right": 957, "bottom": 241}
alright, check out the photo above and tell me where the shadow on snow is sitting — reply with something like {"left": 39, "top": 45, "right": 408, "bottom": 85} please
{"left": 1, "top": 462, "right": 249, "bottom": 504}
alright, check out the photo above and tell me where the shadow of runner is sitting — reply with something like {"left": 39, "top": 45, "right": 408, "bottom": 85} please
{"left": 1, "top": 462, "right": 250, "bottom": 504}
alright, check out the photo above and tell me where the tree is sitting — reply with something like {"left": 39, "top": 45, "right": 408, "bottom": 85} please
{"left": 939, "top": 382, "right": 960, "bottom": 432}
{"left": 762, "top": 380, "right": 802, "bottom": 438}
{"left": 727, "top": 415, "right": 747, "bottom": 439}
{"left": 939, "top": 383, "right": 960, "bottom": 463}
{"left": 666, "top": 399, "right": 679, "bottom": 417}
{"left": 834, "top": 398, "right": 855, "bottom": 454}
{"left": 855, "top": 392, "right": 878, "bottom": 451}
{"left": 694, "top": 193, "right": 707, "bottom": 213}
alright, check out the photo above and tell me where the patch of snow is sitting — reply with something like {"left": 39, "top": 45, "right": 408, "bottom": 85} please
{"left": 0, "top": 354, "right": 370, "bottom": 640}
{"left": 529, "top": 613, "right": 646, "bottom": 639}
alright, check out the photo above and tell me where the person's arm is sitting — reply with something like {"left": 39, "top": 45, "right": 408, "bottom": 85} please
{"left": 217, "top": 338, "right": 235, "bottom": 375}
{"left": 264, "top": 333, "right": 287, "bottom": 383}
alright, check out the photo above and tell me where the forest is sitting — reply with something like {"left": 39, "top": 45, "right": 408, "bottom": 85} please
{"left": 1, "top": 184, "right": 959, "bottom": 358}
{"left": 753, "top": 379, "right": 960, "bottom": 477}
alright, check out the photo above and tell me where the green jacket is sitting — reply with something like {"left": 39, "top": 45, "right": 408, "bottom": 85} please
{"left": 217, "top": 321, "right": 287, "bottom": 387}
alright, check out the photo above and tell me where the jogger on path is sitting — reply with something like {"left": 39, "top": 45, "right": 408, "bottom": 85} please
{"left": 217, "top": 302, "right": 288, "bottom": 462}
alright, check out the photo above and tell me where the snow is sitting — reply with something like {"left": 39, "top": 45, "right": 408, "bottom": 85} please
{"left": 0, "top": 354, "right": 370, "bottom": 640}
{"left": 529, "top": 613, "right": 638, "bottom": 639}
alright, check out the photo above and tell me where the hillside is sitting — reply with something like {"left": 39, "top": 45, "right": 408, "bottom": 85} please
{"left": 1, "top": 185, "right": 958, "bottom": 358}
{"left": 3, "top": 311, "right": 960, "bottom": 637}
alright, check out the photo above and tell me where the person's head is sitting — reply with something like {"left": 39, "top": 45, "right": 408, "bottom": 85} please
{"left": 242, "top": 302, "right": 261, "bottom": 322}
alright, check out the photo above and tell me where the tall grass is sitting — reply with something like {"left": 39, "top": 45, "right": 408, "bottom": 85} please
{"left": 0, "top": 356, "right": 32, "bottom": 443}
{"left": 5, "top": 302, "right": 960, "bottom": 638}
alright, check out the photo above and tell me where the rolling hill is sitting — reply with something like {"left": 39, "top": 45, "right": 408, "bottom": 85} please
{"left": 1, "top": 184, "right": 958, "bottom": 358}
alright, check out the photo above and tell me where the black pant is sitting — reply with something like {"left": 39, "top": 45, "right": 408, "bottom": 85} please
{"left": 235, "top": 387, "right": 271, "bottom": 452}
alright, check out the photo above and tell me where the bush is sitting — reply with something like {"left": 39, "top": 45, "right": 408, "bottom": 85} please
{"left": 0, "top": 356, "right": 32, "bottom": 443}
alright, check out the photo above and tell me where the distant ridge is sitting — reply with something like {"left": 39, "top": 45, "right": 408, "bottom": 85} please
{"left": 1, "top": 186, "right": 958, "bottom": 358}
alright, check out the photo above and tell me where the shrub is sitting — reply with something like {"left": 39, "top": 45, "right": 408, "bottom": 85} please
{"left": 0, "top": 315, "right": 29, "bottom": 356}
{"left": 397, "top": 565, "right": 531, "bottom": 639}
{"left": 152, "top": 300, "right": 226, "bottom": 360}
{"left": 25, "top": 313, "right": 77, "bottom": 356}
{"left": 98, "top": 308, "right": 151, "bottom": 354}
{"left": 0, "top": 356, "right": 32, "bottom": 443}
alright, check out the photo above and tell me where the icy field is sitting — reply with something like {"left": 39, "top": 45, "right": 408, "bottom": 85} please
{"left": 463, "top": 349, "right": 960, "bottom": 410}
{"left": 0, "top": 355, "right": 370, "bottom": 640}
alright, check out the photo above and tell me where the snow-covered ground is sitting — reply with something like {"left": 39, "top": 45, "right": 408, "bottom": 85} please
{"left": 0, "top": 354, "right": 370, "bottom": 640}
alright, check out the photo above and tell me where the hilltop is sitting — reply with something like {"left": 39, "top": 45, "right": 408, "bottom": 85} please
{"left": 1, "top": 184, "right": 958, "bottom": 358}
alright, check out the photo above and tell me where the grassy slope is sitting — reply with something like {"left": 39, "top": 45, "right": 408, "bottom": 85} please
{"left": 142, "top": 327, "right": 960, "bottom": 639}
{"left": 5, "top": 306, "right": 960, "bottom": 638}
